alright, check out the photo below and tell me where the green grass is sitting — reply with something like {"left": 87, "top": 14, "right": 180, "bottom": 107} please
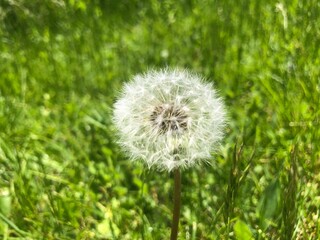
{"left": 0, "top": 0, "right": 319, "bottom": 239}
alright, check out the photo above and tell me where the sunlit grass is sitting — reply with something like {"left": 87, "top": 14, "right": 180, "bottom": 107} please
{"left": 0, "top": 0, "right": 319, "bottom": 239}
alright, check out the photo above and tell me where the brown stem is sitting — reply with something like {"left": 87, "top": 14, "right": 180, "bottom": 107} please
{"left": 170, "top": 169, "right": 181, "bottom": 240}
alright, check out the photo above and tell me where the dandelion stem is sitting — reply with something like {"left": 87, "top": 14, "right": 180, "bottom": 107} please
{"left": 170, "top": 169, "right": 181, "bottom": 240}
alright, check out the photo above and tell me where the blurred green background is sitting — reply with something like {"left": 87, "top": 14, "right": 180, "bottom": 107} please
{"left": 0, "top": 0, "right": 319, "bottom": 239}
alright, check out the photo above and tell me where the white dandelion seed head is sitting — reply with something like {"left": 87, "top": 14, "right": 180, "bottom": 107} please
{"left": 113, "top": 68, "right": 227, "bottom": 172}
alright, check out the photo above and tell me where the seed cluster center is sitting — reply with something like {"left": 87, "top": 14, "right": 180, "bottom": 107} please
{"left": 150, "top": 103, "right": 189, "bottom": 134}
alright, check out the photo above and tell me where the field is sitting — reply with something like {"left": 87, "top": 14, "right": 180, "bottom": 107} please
{"left": 0, "top": 0, "right": 319, "bottom": 239}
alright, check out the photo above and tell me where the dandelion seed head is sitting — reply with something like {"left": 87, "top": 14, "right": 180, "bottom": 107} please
{"left": 113, "top": 68, "right": 227, "bottom": 171}
{"left": 150, "top": 103, "right": 190, "bottom": 134}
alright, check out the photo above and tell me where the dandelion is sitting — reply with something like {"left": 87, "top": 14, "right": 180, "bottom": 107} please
{"left": 113, "top": 68, "right": 226, "bottom": 171}
{"left": 113, "top": 68, "right": 227, "bottom": 239}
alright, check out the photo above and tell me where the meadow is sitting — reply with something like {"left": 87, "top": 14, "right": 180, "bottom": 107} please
{"left": 0, "top": 0, "right": 319, "bottom": 239}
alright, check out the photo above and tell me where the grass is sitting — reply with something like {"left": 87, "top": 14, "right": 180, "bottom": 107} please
{"left": 0, "top": 0, "right": 319, "bottom": 239}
